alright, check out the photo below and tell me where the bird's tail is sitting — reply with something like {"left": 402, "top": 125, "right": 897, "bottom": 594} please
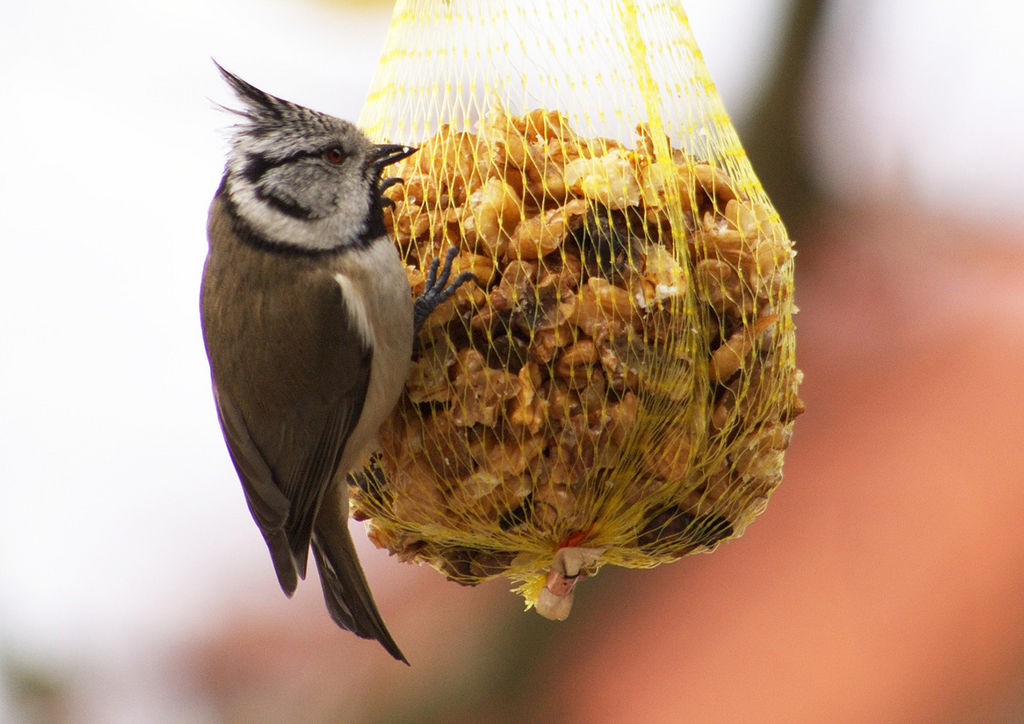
{"left": 310, "top": 516, "right": 407, "bottom": 663}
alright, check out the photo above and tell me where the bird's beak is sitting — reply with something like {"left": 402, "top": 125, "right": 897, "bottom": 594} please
{"left": 371, "top": 144, "right": 417, "bottom": 170}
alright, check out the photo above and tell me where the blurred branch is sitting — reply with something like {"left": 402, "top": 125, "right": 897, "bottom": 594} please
{"left": 740, "top": 0, "right": 830, "bottom": 236}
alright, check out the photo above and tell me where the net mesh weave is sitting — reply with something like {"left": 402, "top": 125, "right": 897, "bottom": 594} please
{"left": 351, "top": 0, "right": 803, "bottom": 612}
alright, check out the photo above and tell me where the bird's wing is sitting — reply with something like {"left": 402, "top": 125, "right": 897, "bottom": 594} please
{"left": 208, "top": 270, "right": 371, "bottom": 594}
{"left": 211, "top": 384, "right": 299, "bottom": 593}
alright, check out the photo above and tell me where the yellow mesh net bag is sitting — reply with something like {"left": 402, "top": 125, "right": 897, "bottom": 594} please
{"left": 352, "top": 0, "right": 804, "bottom": 618}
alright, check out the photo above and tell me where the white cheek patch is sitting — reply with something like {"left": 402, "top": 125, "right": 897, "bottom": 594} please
{"left": 227, "top": 174, "right": 355, "bottom": 252}
{"left": 333, "top": 273, "right": 375, "bottom": 349}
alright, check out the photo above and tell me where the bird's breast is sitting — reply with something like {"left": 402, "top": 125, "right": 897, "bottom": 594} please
{"left": 331, "top": 238, "right": 414, "bottom": 470}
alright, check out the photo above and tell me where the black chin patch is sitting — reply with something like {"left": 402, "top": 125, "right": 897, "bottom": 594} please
{"left": 365, "top": 189, "right": 388, "bottom": 241}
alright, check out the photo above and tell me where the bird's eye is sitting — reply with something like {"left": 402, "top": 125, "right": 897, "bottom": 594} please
{"left": 324, "top": 147, "right": 346, "bottom": 164}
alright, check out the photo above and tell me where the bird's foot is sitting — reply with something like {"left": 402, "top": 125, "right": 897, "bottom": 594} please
{"left": 413, "top": 246, "right": 476, "bottom": 335}
{"left": 378, "top": 177, "right": 404, "bottom": 209}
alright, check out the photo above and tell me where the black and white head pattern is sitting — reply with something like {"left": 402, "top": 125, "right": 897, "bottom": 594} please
{"left": 216, "top": 62, "right": 387, "bottom": 253}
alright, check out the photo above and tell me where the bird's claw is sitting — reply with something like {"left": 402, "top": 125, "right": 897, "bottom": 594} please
{"left": 378, "top": 176, "right": 405, "bottom": 209}
{"left": 413, "top": 246, "right": 476, "bottom": 335}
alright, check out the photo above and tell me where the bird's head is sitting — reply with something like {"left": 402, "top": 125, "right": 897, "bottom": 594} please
{"left": 215, "top": 62, "right": 414, "bottom": 253}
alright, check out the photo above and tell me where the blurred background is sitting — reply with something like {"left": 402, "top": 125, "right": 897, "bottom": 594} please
{"left": 2, "top": 0, "right": 1023, "bottom": 721}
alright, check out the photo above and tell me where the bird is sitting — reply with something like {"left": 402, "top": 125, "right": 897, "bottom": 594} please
{"left": 200, "top": 62, "right": 473, "bottom": 662}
